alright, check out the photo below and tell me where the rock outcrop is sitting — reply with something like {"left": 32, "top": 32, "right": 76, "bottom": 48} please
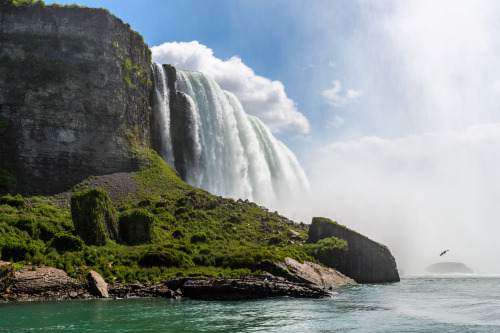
{"left": 0, "top": 5, "right": 152, "bottom": 194}
{"left": 426, "top": 262, "right": 473, "bottom": 274}
{"left": 164, "top": 277, "right": 330, "bottom": 300}
{"left": 87, "top": 270, "right": 109, "bottom": 298}
{"left": 258, "top": 257, "right": 356, "bottom": 289}
{"left": 0, "top": 261, "right": 14, "bottom": 291}
{"left": 2, "top": 266, "right": 88, "bottom": 301}
{"left": 308, "top": 217, "right": 400, "bottom": 283}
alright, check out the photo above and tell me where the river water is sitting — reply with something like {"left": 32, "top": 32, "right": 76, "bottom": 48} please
{"left": 1, "top": 276, "right": 499, "bottom": 332}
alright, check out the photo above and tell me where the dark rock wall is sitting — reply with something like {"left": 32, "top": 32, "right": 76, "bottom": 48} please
{"left": 0, "top": 5, "right": 152, "bottom": 194}
{"left": 308, "top": 217, "right": 400, "bottom": 283}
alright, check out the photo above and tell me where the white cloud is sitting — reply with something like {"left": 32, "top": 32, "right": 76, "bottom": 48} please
{"left": 151, "top": 41, "right": 310, "bottom": 134}
{"left": 322, "top": 80, "right": 362, "bottom": 107}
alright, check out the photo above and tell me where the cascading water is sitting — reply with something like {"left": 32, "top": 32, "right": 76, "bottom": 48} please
{"left": 152, "top": 63, "right": 310, "bottom": 212}
{"left": 151, "top": 63, "right": 175, "bottom": 167}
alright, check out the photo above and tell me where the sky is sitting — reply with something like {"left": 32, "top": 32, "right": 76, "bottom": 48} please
{"left": 49, "top": 0, "right": 500, "bottom": 274}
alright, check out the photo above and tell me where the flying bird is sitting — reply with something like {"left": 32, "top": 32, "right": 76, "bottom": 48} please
{"left": 439, "top": 250, "right": 449, "bottom": 256}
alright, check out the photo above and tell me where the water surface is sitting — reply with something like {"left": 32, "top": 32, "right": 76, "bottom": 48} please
{"left": 1, "top": 276, "right": 499, "bottom": 332}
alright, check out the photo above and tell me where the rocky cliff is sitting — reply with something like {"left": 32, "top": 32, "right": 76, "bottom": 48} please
{"left": 0, "top": 4, "right": 152, "bottom": 194}
{"left": 308, "top": 217, "right": 400, "bottom": 283}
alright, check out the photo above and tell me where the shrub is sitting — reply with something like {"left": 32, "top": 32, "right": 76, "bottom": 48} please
{"left": 138, "top": 249, "right": 194, "bottom": 268}
{"left": 305, "top": 236, "right": 348, "bottom": 258}
{"left": 268, "top": 236, "right": 282, "bottom": 245}
{"left": 37, "top": 221, "right": 58, "bottom": 242}
{"left": 48, "top": 232, "right": 85, "bottom": 253}
{"left": 190, "top": 232, "right": 207, "bottom": 244}
{"left": 172, "top": 229, "right": 184, "bottom": 239}
{"left": 0, "top": 194, "right": 24, "bottom": 208}
{"left": 15, "top": 216, "right": 38, "bottom": 237}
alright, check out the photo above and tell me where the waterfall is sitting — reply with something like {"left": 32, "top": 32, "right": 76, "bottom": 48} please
{"left": 152, "top": 63, "right": 310, "bottom": 211}
{"left": 151, "top": 63, "right": 175, "bottom": 167}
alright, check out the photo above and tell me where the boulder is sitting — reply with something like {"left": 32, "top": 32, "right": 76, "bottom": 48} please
{"left": 0, "top": 261, "right": 14, "bottom": 291}
{"left": 258, "top": 257, "right": 356, "bottom": 289}
{"left": 87, "top": 270, "right": 109, "bottom": 298}
{"left": 308, "top": 217, "right": 400, "bottom": 283}
{"left": 11, "top": 266, "right": 85, "bottom": 295}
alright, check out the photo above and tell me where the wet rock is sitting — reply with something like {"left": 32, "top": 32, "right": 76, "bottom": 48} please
{"left": 108, "top": 282, "right": 175, "bottom": 299}
{"left": 165, "top": 277, "right": 329, "bottom": 301}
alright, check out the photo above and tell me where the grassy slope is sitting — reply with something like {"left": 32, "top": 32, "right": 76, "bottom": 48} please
{"left": 0, "top": 148, "right": 347, "bottom": 284}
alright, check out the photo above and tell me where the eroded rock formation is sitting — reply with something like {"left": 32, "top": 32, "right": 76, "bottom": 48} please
{"left": 308, "top": 217, "right": 400, "bottom": 283}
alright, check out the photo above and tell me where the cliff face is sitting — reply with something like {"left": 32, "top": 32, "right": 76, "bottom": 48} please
{"left": 0, "top": 5, "right": 152, "bottom": 194}
{"left": 308, "top": 217, "right": 400, "bottom": 283}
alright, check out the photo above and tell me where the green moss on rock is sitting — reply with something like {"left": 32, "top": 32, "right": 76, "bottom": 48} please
{"left": 118, "top": 209, "right": 154, "bottom": 245}
{"left": 70, "top": 188, "right": 118, "bottom": 246}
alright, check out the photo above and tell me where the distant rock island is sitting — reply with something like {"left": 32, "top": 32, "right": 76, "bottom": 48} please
{"left": 426, "top": 262, "right": 473, "bottom": 274}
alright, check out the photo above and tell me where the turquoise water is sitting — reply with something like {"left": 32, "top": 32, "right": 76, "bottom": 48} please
{"left": 1, "top": 276, "right": 499, "bottom": 332}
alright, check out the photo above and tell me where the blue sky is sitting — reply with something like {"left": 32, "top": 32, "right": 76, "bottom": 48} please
{"left": 47, "top": 0, "right": 500, "bottom": 273}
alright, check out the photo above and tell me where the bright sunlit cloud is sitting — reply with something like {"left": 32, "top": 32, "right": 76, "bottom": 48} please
{"left": 151, "top": 41, "right": 310, "bottom": 134}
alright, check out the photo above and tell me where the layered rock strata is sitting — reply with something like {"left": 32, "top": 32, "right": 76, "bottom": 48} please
{"left": 0, "top": 5, "right": 152, "bottom": 194}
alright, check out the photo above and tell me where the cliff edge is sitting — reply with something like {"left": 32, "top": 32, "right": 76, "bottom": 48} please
{"left": 308, "top": 217, "right": 400, "bottom": 283}
{"left": 0, "top": 4, "right": 152, "bottom": 194}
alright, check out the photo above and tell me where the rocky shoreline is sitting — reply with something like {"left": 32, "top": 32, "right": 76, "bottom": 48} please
{"left": 0, "top": 260, "right": 354, "bottom": 302}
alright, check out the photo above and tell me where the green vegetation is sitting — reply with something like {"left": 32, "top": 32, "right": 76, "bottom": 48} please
{"left": 0, "top": 149, "right": 342, "bottom": 284}
{"left": 305, "top": 237, "right": 347, "bottom": 257}
{"left": 1, "top": 0, "right": 110, "bottom": 14}
{"left": 0, "top": 164, "right": 18, "bottom": 195}
{"left": 113, "top": 42, "right": 151, "bottom": 93}
{"left": 118, "top": 209, "right": 154, "bottom": 245}
{"left": 71, "top": 188, "right": 118, "bottom": 246}
{"left": 0, "top": 0, "right": 45, "bottom": 8}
